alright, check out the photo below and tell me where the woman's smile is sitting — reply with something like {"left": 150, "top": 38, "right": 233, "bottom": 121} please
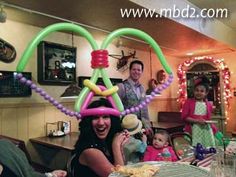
{"left": 92, "top": 115, "right": 111, "bottom": 140}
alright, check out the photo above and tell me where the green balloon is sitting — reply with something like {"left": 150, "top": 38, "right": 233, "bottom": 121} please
{"left": 16, "top": 23, "right": 172, "bottom": 117}
{"left": 17, "top": 23, "right": 98, "bottom": 72}
{"left": 75, "top": 69, "right": 100, "bottom": 112}
{"left": 101, "top": 28, "right": 172, "bottom": 74}
{"left": 100, "top": 69, "right": 124, "bottom": 112}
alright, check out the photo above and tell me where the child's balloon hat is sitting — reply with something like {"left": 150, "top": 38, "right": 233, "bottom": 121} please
{"left": 16, "top": 23, "right": 173, "bottom": 119}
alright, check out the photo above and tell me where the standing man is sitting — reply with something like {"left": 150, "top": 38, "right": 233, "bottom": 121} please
{"left": 117, "top": 60, "right": 153, "bottom": 136}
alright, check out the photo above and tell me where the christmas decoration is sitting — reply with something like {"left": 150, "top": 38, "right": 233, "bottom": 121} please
{"left": 177, "top": 56, "right": 232, "bottom": 123}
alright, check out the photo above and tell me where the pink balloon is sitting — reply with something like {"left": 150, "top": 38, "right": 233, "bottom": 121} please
{"left": 81, "top": 91, "right": 94, "bottom": 111}
{"left": 80, "top": 107, "right": 120, "bottom": 117}
{"left": 98, "top": 85, "right": 118, "bottom": 110}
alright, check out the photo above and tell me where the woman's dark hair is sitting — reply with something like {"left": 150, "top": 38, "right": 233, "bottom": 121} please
{"left": 74, "top": 98, "right": 122, "bottom": 155}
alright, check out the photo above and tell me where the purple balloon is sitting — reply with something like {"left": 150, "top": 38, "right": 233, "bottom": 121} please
{"left": 30, "top": 84, "right": 37, "bottom": 90}
{"left": 167, "top": 80, "right": 172, "bottom": 85}
{"left": 16, "top": 73, "right": 23, "bottom": 79}
{"left": 121, "top": 112, "right": 126, "bottom": 116}
{"left": 66, "top": 110, "right": 70, "bottom": 115}
{"left": 138, "top": 104, "right": 143, "bottom": 109}
{"left": 40, "top": 91, "right": 46, "bottom": 96}
{"left": 69, "top": 111, "right": 75, "bottom": 117}
{"left": 52, "top": 100, "right": 59, "bottom": 106}
{"left": 130, "top": 107, "right": 135, "bottom": 112}
{"left": 76, "top": 113, "right": 81, "bottom": 119}
{"left": 75, "top": 112, "right": 79, "bottom": 117}
{"left": 141, "top": 101, "right": 146, "bottom": 106}
{"left": 43, "top": 94, "right": 50, "bottom": 100}
{"left": 35, "top": 87, "right": 42, "bottom": 93}
{"left": 126, "top": 109, "right": 131, "bottom": 114}
{"left": 148, "top": 95, "right": 153, "bottom": 100}
{"left": 61, "top": 107, "right": 66, "bottom": 113}
{"left": 56, "top": 104, "right": 63, "bottom": 109}
{"left": 196, "top": 153, "right": 204, "bottom": 160}
{"left": 25, "top": 80, "right": 32, "bottom": 86}
{"left": 20, "top": 77, "right": 27, "bottom": 83}
{"left": 154, "top": 87, "right": 161, "bottom": 93}
{"left": 135, "top": 107, "right": 139, "bottom": 112}
{"left": 151, "top": 92, "right": 156, "bottom": 96}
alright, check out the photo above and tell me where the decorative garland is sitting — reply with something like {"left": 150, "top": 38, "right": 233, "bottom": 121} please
{"left": 177, "top": 56, "right": 232, "bottom": 123}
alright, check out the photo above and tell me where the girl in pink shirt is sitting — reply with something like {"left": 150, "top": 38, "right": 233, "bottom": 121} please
{"left": 143, "top": 130, "right": 177, "bottom": 162}
{"left": 181, "top": 77, "right": 222, "bottom": 147}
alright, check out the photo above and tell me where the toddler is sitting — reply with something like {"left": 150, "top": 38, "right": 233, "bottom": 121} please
{"left": 122, "top": 114, "right": 147, "bottom": 164}
{"left": 143, "top": 130, "right": 177, "bottom": 162}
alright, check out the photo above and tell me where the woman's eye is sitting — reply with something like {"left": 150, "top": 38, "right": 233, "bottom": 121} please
{"left": 103, "top": 115, "right": 110, "bottom": 119}
{"left": 93, "top": 116, "right": 99, "bottom": 120}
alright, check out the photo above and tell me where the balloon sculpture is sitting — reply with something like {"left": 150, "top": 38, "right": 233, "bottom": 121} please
{"left": 16, "top": 23, "right": 173, "bottom": 119}
{"left": 195, "top": 143, "right": 216, "bottom": 160}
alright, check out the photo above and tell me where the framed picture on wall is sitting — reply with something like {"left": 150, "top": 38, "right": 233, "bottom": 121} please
{"left": 37, "top": 41, "right": 76, "bottom": 85}
{"left": 0, "top": 71, "right": 32, "bottom": 97}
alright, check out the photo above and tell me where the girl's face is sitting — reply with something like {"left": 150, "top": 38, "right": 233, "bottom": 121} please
{"left": 92, "top": 115, "right": 111, "bottom": 140}
{"left": 194, "top": 85, "right": 208, "bottom": 101}
{"left": 152, "top": 133, "right": 168, "bottom": 149}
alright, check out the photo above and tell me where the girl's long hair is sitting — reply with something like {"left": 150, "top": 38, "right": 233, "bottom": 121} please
{"left": 74, "top": 98, "right": 122, "bottom": 157}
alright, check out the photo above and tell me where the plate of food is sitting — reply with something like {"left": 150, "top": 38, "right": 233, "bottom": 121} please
{"left": 109, "top": 162, "right": 210, "bottom": 177}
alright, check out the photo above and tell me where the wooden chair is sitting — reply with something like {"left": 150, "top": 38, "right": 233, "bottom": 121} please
{"left": 169, "top": 132, "right": 194, "bottom": 160}
{"left": 152, "top": 112, "right": 185, "bottom": 134}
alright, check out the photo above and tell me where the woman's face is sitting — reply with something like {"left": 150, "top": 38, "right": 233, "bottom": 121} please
{"left": 92, "top": 115, "right": 111, "bottom": 140}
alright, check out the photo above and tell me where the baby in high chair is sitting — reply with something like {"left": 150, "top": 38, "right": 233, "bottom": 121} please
{"left": 143, "top": 130, "right": 177, "bottom": 162}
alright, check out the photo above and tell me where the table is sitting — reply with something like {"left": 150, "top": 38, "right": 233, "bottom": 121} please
{"left": 109, "top": 161, "right": 210, "bottom": 177}
{"left": 30, "top": 132, "right": 79, "bottom": 169}
{"left": 30, "top": 132, "right": 79, "bottom": 151}
{"left": 152, "top": 122, "right": 185, "bottom": 133}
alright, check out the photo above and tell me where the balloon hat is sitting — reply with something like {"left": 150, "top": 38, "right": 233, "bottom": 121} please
{"left": 16, "top": 23, "right": 173, "bottom": 119}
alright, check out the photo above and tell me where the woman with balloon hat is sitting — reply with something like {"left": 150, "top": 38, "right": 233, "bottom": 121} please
{"left": 73, "top": 98, "right": 129, "bottom": 177}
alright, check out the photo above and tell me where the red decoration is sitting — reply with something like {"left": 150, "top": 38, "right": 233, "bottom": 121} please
{"left": 177, "top": 56, "right": 232, "bottom": 123}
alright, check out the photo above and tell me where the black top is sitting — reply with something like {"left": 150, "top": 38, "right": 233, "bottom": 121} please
{"left": 73, "top": 141, "right": 113, "bottom": 177}
{"left": 0, "top": 164, "right": 17, "bottom": 177}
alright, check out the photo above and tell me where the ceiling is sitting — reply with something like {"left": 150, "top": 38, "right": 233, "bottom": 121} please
{"left": 188, "top": 0, "right": 236, "bottom": 30}
{"left": 1, "top": 0, "right": 235, "bottom": 57}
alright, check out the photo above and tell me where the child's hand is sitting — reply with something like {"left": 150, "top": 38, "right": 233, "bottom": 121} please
{"left": 197, "top": 118, "right": 206, "bottom": 124}
{"left": 51, "top": 170, "right": 67, "bottom": 177}
{"left": 141, "top": 134, "right": 147, "bottom": 143}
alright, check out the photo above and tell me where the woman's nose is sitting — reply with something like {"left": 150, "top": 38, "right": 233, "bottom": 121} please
{"left": 97, "top": 117, "right": 105, "bottom": 124}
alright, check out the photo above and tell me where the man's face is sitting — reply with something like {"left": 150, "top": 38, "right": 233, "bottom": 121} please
{"left": 130, "top": 63, "right": 143, "bottom": 82}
